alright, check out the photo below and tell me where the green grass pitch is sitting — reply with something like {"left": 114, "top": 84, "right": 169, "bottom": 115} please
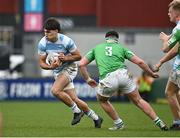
{"left": 1, "top": 101, "right": 180, "bottom": 137}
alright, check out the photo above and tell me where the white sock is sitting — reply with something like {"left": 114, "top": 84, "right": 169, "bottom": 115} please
{"left": 70, "top": 103, "right": 81, "bottom": 113}
{"left": 173, "top": 119, "right": 180, "bottom": 125}
{"left": 86, "top": 109, "right": 99, "bottom": 120}
{"left": 114, "top": 118, "right": 123, "bottom": 125}
{"left": 154, "top": 117, "right": 165, "bottom": 128}
{"left": 154, "top": 117, "right": 160, "bottom": 122}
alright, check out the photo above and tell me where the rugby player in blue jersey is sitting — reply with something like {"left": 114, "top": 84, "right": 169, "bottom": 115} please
{"left": 37, "top": 17, "right": 103, "bottom": 128}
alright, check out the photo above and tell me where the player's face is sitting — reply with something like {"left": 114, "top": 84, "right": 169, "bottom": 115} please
{"left": 168, "top": 7, "right": 179, "bottom": 23}
{"left": 44, "top": 29, "right": 58, "bottom": 42}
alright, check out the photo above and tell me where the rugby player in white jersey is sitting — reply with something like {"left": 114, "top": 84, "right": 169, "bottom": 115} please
{"left": 37, "top": 17, "right": 103, "bottom": 128}
{"left": 154, "top": 0, "right": 180, "bottom": 130}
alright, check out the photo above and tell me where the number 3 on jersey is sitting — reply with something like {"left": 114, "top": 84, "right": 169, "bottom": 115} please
{"left": 105, "top": 46, "right": 112, "bottom": 56}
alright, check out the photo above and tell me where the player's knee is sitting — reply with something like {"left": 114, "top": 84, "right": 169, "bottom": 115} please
{"left": 165, "top": 90, "right": 175, "bottom": 98}
{"left": 97, "top": 94, "right": 109, "bottom": 103}
{"left": 71, "top": 97, "right": 79, "bottom": 103}
{"left": 51, "top": 87, "right": 60, "bottom": 97}
{"left": 131, "top": 96, "right": 142, "bottom": 105}
{"left": 165, "top": 92, "right": 170, "bottom": 99}
{"left": 98, "top": 98, "right": 106, "bottom": 103}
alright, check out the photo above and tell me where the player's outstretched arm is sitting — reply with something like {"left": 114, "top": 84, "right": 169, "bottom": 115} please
{"left": 129, "top": 55, "right": 159, "bottom": 78}
{"left": 154, "top": 43, "right": 179, "bottom": 71}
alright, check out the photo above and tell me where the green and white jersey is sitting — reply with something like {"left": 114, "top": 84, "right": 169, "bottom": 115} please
{"left": 85, "top": 41, "right": 134, "bottom": 79}
{"left": 168, "top": 21, "right": 180, "bottom": 70}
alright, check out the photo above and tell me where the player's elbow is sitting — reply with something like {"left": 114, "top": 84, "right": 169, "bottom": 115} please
{"left": 77, "top": 55, "right": 82, "bottom": 61}
{"left": 78, "top": 57, "right": 89, "bottom": 68}
{"left": 39, "top": 62, "right": 49, "bottom": 70}
{"left": 78, "top": 62, "right": 85, "bottom": 68}
{"left": 39, "top": 63, "right": 44, "bottom": 69}
{"left": 79, "top": 60, "right": 88, "bottom": 70}
{"left": 74, "top": 54, "right": 81, "bottom": 61}
{"left": 161, "top": 43, "right": 170, "bottom": 53}
{"left": 161, "top": 47, "right": 169, "bottom": 53}
{"left": 136, "top": 59, "right": 145, "bottom": 67}
{"left": 39, "top": 65, "right": 47, "bottom": 70}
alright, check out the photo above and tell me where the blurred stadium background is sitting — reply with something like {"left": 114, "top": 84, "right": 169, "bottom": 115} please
{"left": 0, "top": 0, "right": 179, "bottom": 136}
{"left": 0, "top": 0, "right": 174, "bottom": 102}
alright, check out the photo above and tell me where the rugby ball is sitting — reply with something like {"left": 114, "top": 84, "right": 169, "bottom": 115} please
{"left": 46, "top": 52, "right": 59, "bottom": 65}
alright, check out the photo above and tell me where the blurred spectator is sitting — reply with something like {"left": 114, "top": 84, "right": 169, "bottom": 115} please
{"left": 137, "top": 70, "right": 154, "bottom": 102}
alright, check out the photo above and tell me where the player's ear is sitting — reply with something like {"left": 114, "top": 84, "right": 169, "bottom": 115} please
{"left": 55, "top": 29, "right": 59, "bottom": 33}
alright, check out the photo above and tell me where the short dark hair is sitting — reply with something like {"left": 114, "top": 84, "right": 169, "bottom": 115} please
{"left": 43, "top": 17, "right": 61, "bottom": 33}
{"left": 105, "top": 30, "right": 119, "bottom": 38}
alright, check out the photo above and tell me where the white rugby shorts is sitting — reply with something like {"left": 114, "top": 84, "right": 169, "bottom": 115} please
{"left": 169, "top": 69, "right": 180, "bottom": 88}
{"left": 97, "top": 69, "right": 136, "bottom": 97}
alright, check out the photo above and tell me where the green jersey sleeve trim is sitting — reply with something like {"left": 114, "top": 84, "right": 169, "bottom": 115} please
{"left": 123, "top": 48, "right": 134, "bottom": 59}
{"left": 85, "top": 49, "right": 95, "bottom": 62}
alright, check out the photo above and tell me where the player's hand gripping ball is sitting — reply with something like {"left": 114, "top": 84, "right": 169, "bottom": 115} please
{"left": 46, "top": 52, "right": 62, "bottom": 65}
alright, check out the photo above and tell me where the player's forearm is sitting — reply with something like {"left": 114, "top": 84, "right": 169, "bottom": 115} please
{"left": 64, "top": 54, "right": 81, "bottom": 62}
{"left": 130, "top": 55, "right": 153, "bottom": 75}
{"left": 138, "top": 61, "right": 154, "bottom": 76}
{"left": 161, "top": 41, "right": 170, "bottom": 53}
{"left": 79, "top": 66, "right": 91, "bottom": 82}
{"left": 159, "top": 50, "right": 178, "bottom": 65}
{"left": 39, "top": 62, "right": 52, "bottom": 70}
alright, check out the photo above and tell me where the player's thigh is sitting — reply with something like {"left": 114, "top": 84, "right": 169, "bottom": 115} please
{"left": 177, "top": 91, "right": 180, "bottom": 102}
{"left": 165, "top": 79, "right": 179, "bottom": 96}
{"left": 97, "top": 70, "right": 122, "bottom": 97}
{"left": 52, "top": 73, "right": 69, "bottom": 92}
